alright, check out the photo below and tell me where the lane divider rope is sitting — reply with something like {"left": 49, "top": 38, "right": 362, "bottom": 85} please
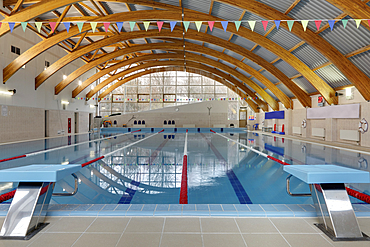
{"left": 0, "top": 129, "right": 163, "bottom": 203}
{"left": 180, "top": 129, "right": 188, "bottom": 204}
{"left": 210, "top": 129, "right": 370, "bottom": 204}
{"left": 0, "top": 129, "right": 142, "bottom": 163}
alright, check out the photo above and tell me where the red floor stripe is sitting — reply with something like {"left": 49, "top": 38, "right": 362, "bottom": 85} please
{"left": 179, "top": 155, "right": 188, "bottom": 204}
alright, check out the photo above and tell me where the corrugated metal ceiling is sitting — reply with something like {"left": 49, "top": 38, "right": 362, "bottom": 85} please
{"left": 314, "top": 64, "right": 351, "bottom": 88}
{"left": 229, "top": 35, "right": 256, "bottom": 50}
{"left": 349, "top": 50, "right": 370, "bottom": 79}
{"left": 273, "top": 60, "right": 299, "bottom": 78}
{"left": 266, "top": 28, "right": 302, "bottom": 51}
{"left": 211, "top": 2, "right": 245, "bottom": 21}
{"left": 236, "top": 68, "right": 252, "bottom": 78}
{"left": 256, "top": 0, "right": 297, "bottom": 14}
{"left": 252, "top": 46, "right": 278, "bottom": 63}
{"left": 260, "top": 70, "right": 279, "bottom": 84}
{"left": 292, "top": 76, "right": 317, "bottom": 94}
{"left": 292, "top": 43, "right": 329, "bottom": 69}
{"left": 251, "top": 77, "right": 266, "bottom": 90}
{"left": 276, "top": 83, "right": 295, "bottom": 98}
{"left": 243, "top": 60, "right": 262, "bottom": 71}
{"left": 182, "top": 0, "right": 212, "bottom": 14}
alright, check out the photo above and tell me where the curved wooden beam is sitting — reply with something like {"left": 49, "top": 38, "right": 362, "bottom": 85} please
{"left": 218, "top": 0, "right": 370, "bottom": 103}
{"left": 54, "top": 43, "right": 279, "bottom": 110}
{"left": 3, "top": 8, "right": 329, "bottom": 105}
{"left": 94, "top": 61, "right": 262, "bottom": 113}
{"left": 42, "top": 30, "right": 290, "bottom": 108}
{"left": 87, "top": 65, "right": 260, "bottom": 112}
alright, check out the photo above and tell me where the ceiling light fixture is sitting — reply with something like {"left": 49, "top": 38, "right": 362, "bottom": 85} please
{"left": 63, "top": 75, "right": 67, "bottom": 80}
{"left": 61, "top": 100, "right": 69, "bottom": 105}
{"left": 78, "top": 80, "right": 82, "bottom": 85}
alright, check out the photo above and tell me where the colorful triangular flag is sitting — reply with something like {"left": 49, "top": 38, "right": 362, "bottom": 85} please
{"left": 63, "top": 22, "right": 70, "bottom": 32}
{"left": 0, "top": 22, "right": 2, "bottom": 29}
{"left": 8, "top": 22, "right": 15, "bottom": 33}
{"left": 76, "top": 22, "right": 84, "bottom": 32}
{"left": 49, "top": 22, "right": 56, "bottom": 33}
{"left": 208, "top": 21, "right": 215, "bottom": 31}
{"left": 104, "top": 22, "right": 110, "bottom": 32}
{"left": 261, "top": 21, "right": 268, "bottom": 31}
{"left": 90, "top": 22, "right": 97, "bottom": 32}
{"left": 170, "top": 21, "right": 177, "bottom": 31}
{"left": 248, "top": 21, "right": 256, "bottom": 31}
{"left": 274, "top": 20, "right": 280, "bottom": 30}
{"left": 368, "top": 20, "right": 370, "bottom": 28}
{"left": 116, "top": 22, "right": 123, "bottom": 32}
{"left": 221, "top": 21, "right": 228, "bottom": 32}
{"left": 143, "top": 21, "right": 150, "bottom": 31}
{"left": 35, "top": 22, "right": 42, "bottom": 32}
{"left": 287, "top": 20, "right": 294, "bottom": 31}
{"left": 301, "top": 20, "right": 308, "bottom": 31}
{"left": 234, "top": 21, "right": 241, "bottom": 31}
{"left": 328, "top": 20, "right": 335, "bottom": 31}
{"left": 183, "top": 21, "right": 190, "bottom": 32}
{"left": 342, "top": 19, "right": 348, "bottom": 29}
{"left": 355, "top": 19, "right": 362, "bottom": 28}
{"left": 195, "top": 21, "right": 202, "bottom": 32}
{"left": 314, "top": 20, "right": 321, "bottom": 31}
{"left": 21, "top": 22, "right": 27, "bottom": 32}
{"left": 129, "top": 21, "right": 135, "bottom": 31}
{"left": 157, "top": 21, "right": 163, "bottom": 32}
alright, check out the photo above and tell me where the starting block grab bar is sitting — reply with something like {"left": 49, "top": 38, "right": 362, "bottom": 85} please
{"left": 52, "top": 173, "right": 78, "bottom": 197}
{"left": 286, "top": 175, "right": 312, "bottom": 197}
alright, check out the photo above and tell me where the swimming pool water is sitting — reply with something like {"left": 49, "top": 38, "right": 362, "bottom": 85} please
{"left": 0, "top": 128, "right": 369, "bottom": 205}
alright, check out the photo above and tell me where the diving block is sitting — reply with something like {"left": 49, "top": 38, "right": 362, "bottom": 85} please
{"left": 0, "top": 164, "right": 81, "bottom": 240}
{"left": 284, "top": 165, "right": 370, "bottom": 241}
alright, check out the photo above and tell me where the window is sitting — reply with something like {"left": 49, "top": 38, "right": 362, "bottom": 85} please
{"left": 11, "top": 45, "right": 20, "bottom": 55}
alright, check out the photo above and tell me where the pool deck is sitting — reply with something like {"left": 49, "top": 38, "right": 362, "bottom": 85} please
{"left": 1, "top": 203, "right": 370, "bottom": 217}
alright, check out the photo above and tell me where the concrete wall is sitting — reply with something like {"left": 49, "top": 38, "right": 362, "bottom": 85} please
{"left": 107, "top": 101, "right": 238, "bottom": 128}
{"left": 0, "top": 16, "right": 94, "bottom": 142}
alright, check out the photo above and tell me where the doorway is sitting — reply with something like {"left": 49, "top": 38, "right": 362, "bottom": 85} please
{"left": 74, "top": 112, "right": 79, "bottom": 133}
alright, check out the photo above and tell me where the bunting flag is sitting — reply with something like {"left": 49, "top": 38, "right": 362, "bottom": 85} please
{"left": 368, "top": 20, "right": 370, "bottom": 28}
{"left": 328, "top": 20, "right": 335, "bottom": 31}
{"left": 274, "top": 20, "right": 280, "bottom": 30}
{"left": 221, "top": 21, "right": 228, "bottom": 32}
{"left": 157, "top": 21, "right": 163, "bottom": 32}
{"left": 90, "top": 22, "right": 97, "bottom": 32}
{"left": 143, "top": 21, "right": 150, "bottom": 31}
{"left": 314, "top": 20, "right": 321, "bottom": 31}
{"left": 104, "top": 22, "right": 110, "bottom": 32}
{"left": 195, "top": 21, "right": 202, "bottom": 32}
{"left": 129, "top": 21, "right": 135, "bottom": 31}
{"left": 342, "top": 19, "right": 348, "bottom": 29}
{"left": 287, "top": 20, "right": 294, "bottom": 31}
{"left": 21, "top": 22, "right": 27, "bottom": 32}
{"left": 234, "top": 21, "right": 241, "bottom": 31}
{"left": 0, "top": 22, "right": 1, "bottom": 28}
{"left": 116, "top": 22, "right": 123, "bottom": 32}
{"left": 35, "top": 22, "right": 42, "bottom": 32}
{"left": 355, "top": 19, "right": 362, "bottom": 28}
{"left": 183, "top": 21, "right": 190, "bottom": 32}
{"left": 170, "top": 21, "right": 177, "bottom": 31}
{"left": 63, "top": 22, "right": 70, "bottom": 32}
{"left": 208, "top": 21, "right": 215, "bottom": 31}
{"left": 262, "top": 21, "right": 269, "bottom": 31}
{"left": 301, "top": 20, "right": 308, "bottom": 31}
{"left": 76, "top": 22, "right": 84, "bottom": 32}
{"left": 248, "top": 21, "right": 256, "bottom": 31}
{"left": 49, "top": 22, "right": 56, "bottom": 33}
{"left": 8, "top": 22, "right": 15, "bottom": 33}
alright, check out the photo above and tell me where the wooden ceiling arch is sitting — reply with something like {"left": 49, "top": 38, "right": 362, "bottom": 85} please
{"left": 93, "top": 61, "right": 264, "bottom": 113}
{"left": 53, "top": 43, "right": 280, "bottom": 110}
{"left": 77, "top": 53, "right": 269, "bottom": 111}
{"left": 41, "top": 31, "right": 291, "bottom": 108}
{"left": 85, "top": 63, "right": 261, "bottom": 112}
{"left": 1, "top": 6, "right": 336, "bottom": 105}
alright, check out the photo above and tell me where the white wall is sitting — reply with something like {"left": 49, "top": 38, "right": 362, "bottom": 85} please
{"left": 107, "top": 101, "right": 238, "bottom": 128}
{"left": 0, "top": 20, "right": 95, "bottom": 141}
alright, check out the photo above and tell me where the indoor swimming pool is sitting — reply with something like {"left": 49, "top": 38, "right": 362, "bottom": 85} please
{"left": 0, "top": 128, "right": 369, "bottom": 206}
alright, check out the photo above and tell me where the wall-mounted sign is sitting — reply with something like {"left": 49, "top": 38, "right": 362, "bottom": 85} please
{"left": 248, "top": 115, "right": 255, "bottom": 120}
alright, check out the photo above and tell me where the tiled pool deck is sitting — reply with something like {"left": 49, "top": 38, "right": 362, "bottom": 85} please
{"left": 1, "top": 203, "right": 369, "bottom": 217}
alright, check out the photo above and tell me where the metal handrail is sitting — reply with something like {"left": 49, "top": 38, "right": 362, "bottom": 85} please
{"left": 52, "top": 173, "right": 78, "bottom": 196}
{"left": 286, "top": 175, "right": 312, "bottom": 197}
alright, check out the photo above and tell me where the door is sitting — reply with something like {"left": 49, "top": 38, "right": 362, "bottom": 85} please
{"left": 74, "top": 112, "right": 79, "bottom": 133}
{"left": 239, "top": 108, "right": 247, "bottom": 128}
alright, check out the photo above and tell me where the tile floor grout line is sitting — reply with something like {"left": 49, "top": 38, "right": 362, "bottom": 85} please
{"left": 70, "top": 216, "right": 99, "bottom": 247}
{"left": 234, "top": 217, "right": 248, "bottom": 247}
{"left": 199, "top": 217, "right": 204, "bottom": 247}
{"left": 114, "top": 217, "right": 132, "bottom": 247}
{"left": 268, "top": 217, "right": 292, "bottom": 247}
{"left": 302, "top": 219, "right": 335, "bottom": 246}
{"left": 158, "top": 217, "right": 166, "bottom": 247}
